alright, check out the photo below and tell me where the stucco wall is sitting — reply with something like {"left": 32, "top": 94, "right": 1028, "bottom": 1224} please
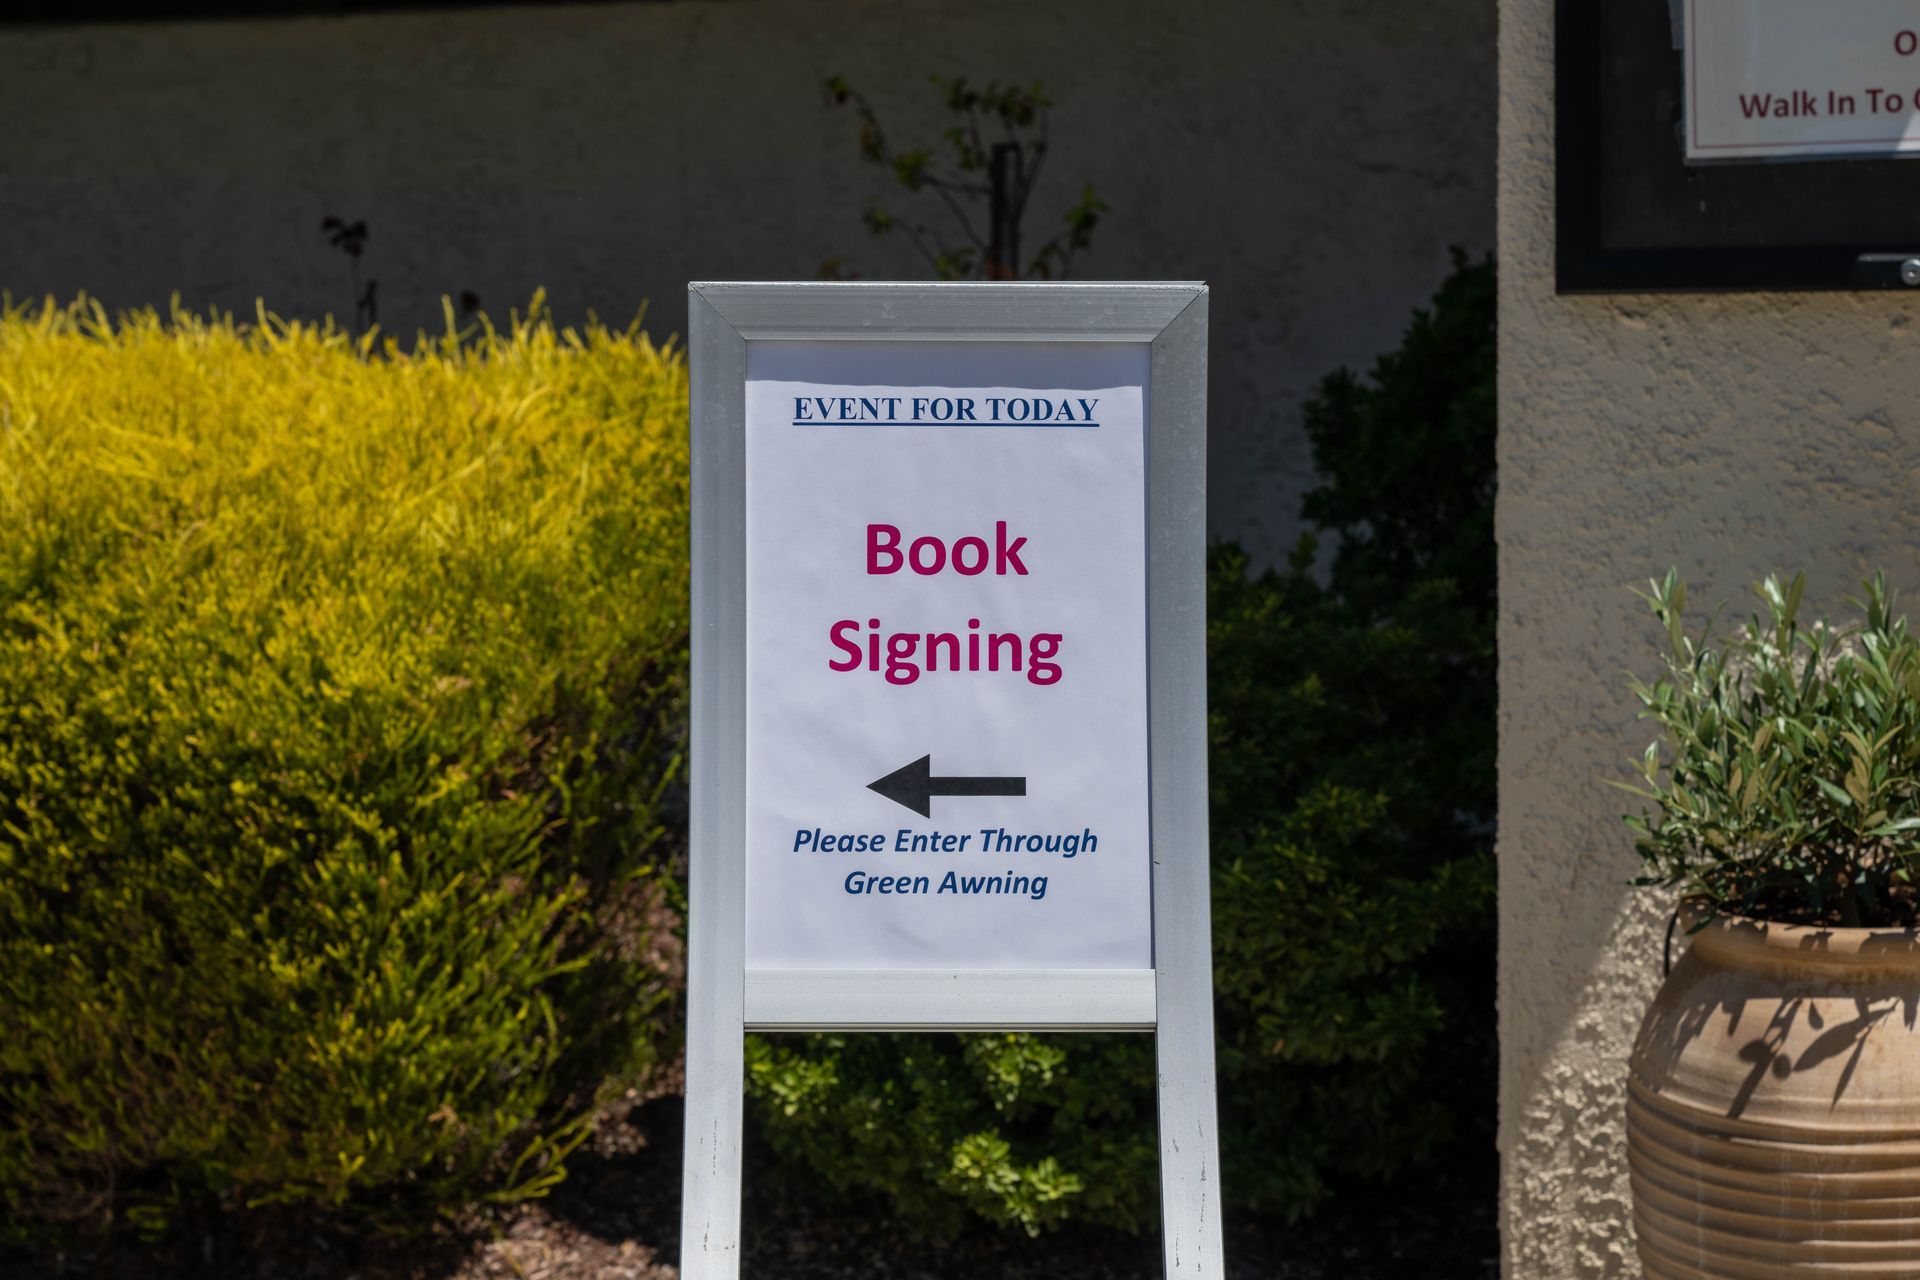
{"left": 1498, "top": 2, "right": 1920, "bottom": 1275}
{"left": 0, "top": 0, "right": 1492, "bottom": 558}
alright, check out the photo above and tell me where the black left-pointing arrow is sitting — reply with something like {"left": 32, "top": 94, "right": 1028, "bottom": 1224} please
{"left": 867, "top": 754, "right": 1026, "bottom": 818}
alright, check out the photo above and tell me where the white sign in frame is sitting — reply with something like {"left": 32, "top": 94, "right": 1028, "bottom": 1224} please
{"left": 684, "top": 282, "right": 1222, "bottom": 1279}
{"left": 1686, "top": 0, "right": 1920, "bottom": 161}
{"left": 745, "top": 339, "right": 1153, "bottom": 972}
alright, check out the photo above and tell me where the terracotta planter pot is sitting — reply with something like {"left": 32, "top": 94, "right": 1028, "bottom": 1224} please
{"left": 1628, "top": 908, "right": 1920, "bottom": 1279}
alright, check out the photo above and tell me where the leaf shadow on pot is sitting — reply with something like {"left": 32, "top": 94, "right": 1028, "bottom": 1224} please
{"left": 1633, "top": 920, "right": 1920, "bottom": 1122}
{"left": 1726, "top": 997, "right": 1906, "bottom": 1119}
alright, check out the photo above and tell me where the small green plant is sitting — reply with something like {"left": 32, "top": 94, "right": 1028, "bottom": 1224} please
{"left": 1622, "top": 570, "right": 1920, "bottom": 927}
{"left": 821, "top": 74, "right": 1107, "bottom": 280}
{"left": 320, "top": 214, "right": 376, "bottom": 329}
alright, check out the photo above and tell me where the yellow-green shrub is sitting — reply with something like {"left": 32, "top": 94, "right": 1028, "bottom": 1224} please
{"left": 0, "top": 299, "right": 688, "bottom": 1236}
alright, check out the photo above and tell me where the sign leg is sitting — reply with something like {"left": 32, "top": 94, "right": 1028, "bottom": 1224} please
{"left": 679, "top": 1008, "right": 743, "bottom": 1278}
{"left": 1145, "top": 289, "right": 1222, "bottom": 1277}
{"left": 685, "top": 281, "right": 748, "bottom": 1279}
{"left": 1155, "top": 1009, "right": 1226, "bottom": 1278}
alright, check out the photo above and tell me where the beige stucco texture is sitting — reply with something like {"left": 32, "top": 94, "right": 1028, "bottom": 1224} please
{"left": 1498, "top": 1, "right": 1920, "bottom": 1275}
{"left": 0, "top": 0, "right": 1490, "bottom": 561}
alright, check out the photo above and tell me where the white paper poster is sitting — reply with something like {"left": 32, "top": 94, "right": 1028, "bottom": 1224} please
{"left": 742, "top": 341, "right": 1152, "bottom": 971}
{"left": 1687, "top": 0, "right": 1920, "bottom": 160}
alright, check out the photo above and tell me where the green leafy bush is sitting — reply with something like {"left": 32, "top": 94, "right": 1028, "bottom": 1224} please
{"left": 0, "top": 299, "right": 689, "bottom": 1237}
{"left": 745, "top": 254, "right": 1497, "bottom": 1233}
{"left": 747, "top": 1031, "right": 1154, "bottom": 1236}
{"left": 1623, "top": 570, "right": 1920, "bottom": 927}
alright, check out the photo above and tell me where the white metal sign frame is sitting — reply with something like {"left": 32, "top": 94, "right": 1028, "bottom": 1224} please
{"left": 682, "top": 281, "right": 1222, "bottom": 1279}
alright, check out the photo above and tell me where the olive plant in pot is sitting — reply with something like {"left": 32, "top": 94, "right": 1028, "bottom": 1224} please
{"left": 1620, "top": 570, "right": 1920, "bottom": 1279}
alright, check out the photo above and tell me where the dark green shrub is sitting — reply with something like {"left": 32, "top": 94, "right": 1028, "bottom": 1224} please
{"left": 0, "top": 300, "right": 689, "bottom": 1238}
{"left": 1209, "top": 252, "right": 1496, "bottom": 1210}
{"left": 745, "top": 253, "right": 1497, "bottom": 1234}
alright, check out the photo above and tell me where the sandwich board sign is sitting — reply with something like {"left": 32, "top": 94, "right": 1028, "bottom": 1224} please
{"left": 683, "top": 282, "right": 1222, "bottom": 1278}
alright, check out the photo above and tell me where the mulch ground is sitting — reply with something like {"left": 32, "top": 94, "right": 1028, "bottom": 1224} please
{"left": 1, "top": 1094, "right": 1496, "bottom": 1280}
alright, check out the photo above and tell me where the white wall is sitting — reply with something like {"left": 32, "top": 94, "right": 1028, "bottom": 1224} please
{"left": 1498, "top": 1, "right": 1920, "bottom": 1274}
{"left": 0, "top": 0, "right": 1493, "bottom": 558}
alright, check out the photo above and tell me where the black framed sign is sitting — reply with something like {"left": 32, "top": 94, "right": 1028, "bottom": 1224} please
{"left": 1558, "top": 0, "right": 1920, "bottom": 293}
